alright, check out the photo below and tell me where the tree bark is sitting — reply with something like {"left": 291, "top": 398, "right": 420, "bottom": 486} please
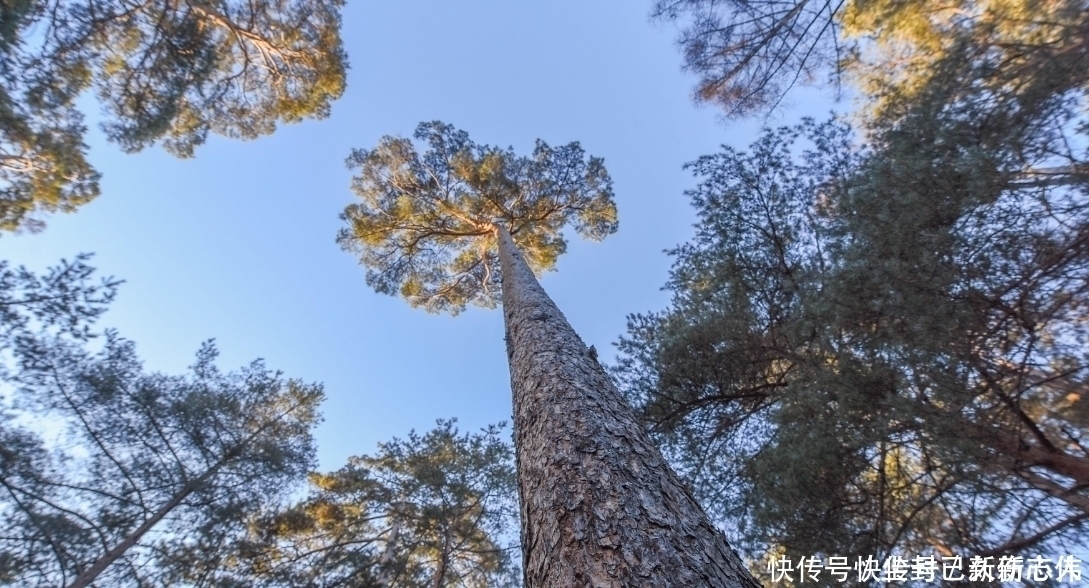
{"left": 495, "top": 225, "right": 761, "bottom": 588}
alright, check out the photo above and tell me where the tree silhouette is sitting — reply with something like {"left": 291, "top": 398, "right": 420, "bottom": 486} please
{"left": 338, "top": 121, "right": 760, "bottom": 588}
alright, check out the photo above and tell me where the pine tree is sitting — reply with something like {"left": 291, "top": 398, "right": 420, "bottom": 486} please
{"left": 0, "top": 0, "right": 346, "bottom": 231}
{"left": 336, "top": 121, "right": 760, "bottom": 588}
{"left": 0, "top": 260, "right": 323, "bottom": 587}
{"left": 613, "top": 118, "right": 1089, "bottom": 571}
{"left": 639, "top": 0, "right": 1089, "bottom": 569}
{"left": 652, "top": 0, "right": 1089, "bottom": 120}
{"left": 0, "top": 255, "right": 119, "bottom": 354}
{"left": 243, "top": 420, "right": 519, "bottom": 588}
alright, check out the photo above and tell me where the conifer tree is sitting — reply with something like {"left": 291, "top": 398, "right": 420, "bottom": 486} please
{"left": 0, "top": 0, "right": 346, "bottom": 231}
{"left": 243, "top": 419, "right": 519, "bottom": 588}
{"left": 337, "top": 121, "right": 760, "bottom": 588}
{"left": 0, "top": 255, "right": 119, "bottom": 355}
{"left": 0, "top": 259, "right": 323, "bottom": 587}
{"left": 653, "top": 0, "right": 1089, "bottom": 121}
{"left": 614, "top": 118, "right": 1089, "bottom": 570}
{"left": 643, "top": 0, "right": 1089, "bottom": 570}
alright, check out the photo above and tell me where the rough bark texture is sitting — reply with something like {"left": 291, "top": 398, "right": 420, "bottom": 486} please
{"left": 497, "top": 226, "right": 762, "bottom": 588}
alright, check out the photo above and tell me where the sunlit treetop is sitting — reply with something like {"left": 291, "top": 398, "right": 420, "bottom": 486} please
{"left": 0, "top": 0, "right": 347, "bottom": 231}
{"left": 337, "top": 121, "right": 618, "bottom": 315}
{"left": 653, "top": 0, "right": 1089, "bottom": 120}
{"left": 841, "top": 0, "right": 1089, "bottom": 116}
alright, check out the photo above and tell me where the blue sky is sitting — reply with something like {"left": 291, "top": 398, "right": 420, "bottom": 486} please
{"left": 1, "top": 0, "right": 837, "bottom": 470}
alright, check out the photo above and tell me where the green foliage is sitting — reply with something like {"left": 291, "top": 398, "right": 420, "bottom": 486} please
{"left": 636, "top": 1, "right": 1089, "bottom": 569}
{"left": 0, "top": 260, "right": 323, "bottom": 587}
{"left": 338, "top": 121, "right": 617, "bottom": 315}
{"left": 241, "top": 419, "right": 519, "bottom": 588}
{"left": 651, "top": 0, "right": 846, "bottom": 116}
{"left": 841, "top": 0, "right": 1089, "bottom": 121}
{"left": 653, "top": 0, "right": 1089, "bottom": 121}
{"left": 0, "top": 254, "right": 119, "bottom": 354}
{"left": 0, "top": 0, "right": 347, "bottom": 231}
{"left": 614, "top": 118, "right": 1089, "bottom": 570}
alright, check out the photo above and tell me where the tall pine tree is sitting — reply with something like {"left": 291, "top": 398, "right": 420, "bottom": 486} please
{"left": 337, "top": 122, "right": 760, "bottom": 588}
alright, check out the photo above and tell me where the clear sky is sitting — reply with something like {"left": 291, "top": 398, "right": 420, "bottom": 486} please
{"left": 0, "top": 0, "right": 836, "bottom": 470}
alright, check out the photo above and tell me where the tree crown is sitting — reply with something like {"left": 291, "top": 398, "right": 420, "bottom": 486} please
{"left": 653, "top": 0, "right": 1089, "bottom": 122}
{"left": 1, "top": 0, "right": 347, "bottom": 231}
{"left": 614, "top": 116, "right": 1089, "bottom": 567}
{"left": 241, "top": 419, "right": 519, "bottom": 588}
{"left": 338, "top": 121, "right": 617, "bottom": 314}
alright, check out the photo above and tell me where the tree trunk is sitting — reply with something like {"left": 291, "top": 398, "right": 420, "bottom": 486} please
{"left": 495, "top": 226, "right": 761, "bottom": 588}
{"left": 66, "top": 464, "right": 223, "bottom": 588}
{"left": 432, "top": 523, "right": 450, "bottom": 588}
{"left": 375, "top": 518, "right": 402, "bottom": 588}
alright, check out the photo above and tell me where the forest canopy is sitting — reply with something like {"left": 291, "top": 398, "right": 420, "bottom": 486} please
{"left": 653, "top": 0, "right": 1089, "bottom": 123}
{"left": 614, "top": 114, "right": 1089, "bottom": 566}
{"left": 616, "top": 0, "right": 1089, "bottom": 571}
{"left": 3, "top": 0, "right": 1088, "bottom": 584}
{"left": 0, "top": 259, "right": 517, "bottom": 587}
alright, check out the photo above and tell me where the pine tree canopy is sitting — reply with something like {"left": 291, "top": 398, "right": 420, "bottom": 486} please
{"left": 0, "top": 259, "right": 324, "bottom": 587}
{"left": 614, "top": 115, "right": 1089, "bottom": 570}
{"left": 337, "top": 121, "right": 618, "bottom": 315}
{"left": 1, "top": 259, "right": 526, "bottom": 586}
{"left": 635, "top": 0, "right": 1089, "bottom": 571}
{"left": 652, "top": 0, "right": 1089, "bottom": 120}
{"left": 0, "top": 0, "right": 347, "bottom": 231}
{"left": 240, "top": 419, "right": 519, "bottom": 588}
